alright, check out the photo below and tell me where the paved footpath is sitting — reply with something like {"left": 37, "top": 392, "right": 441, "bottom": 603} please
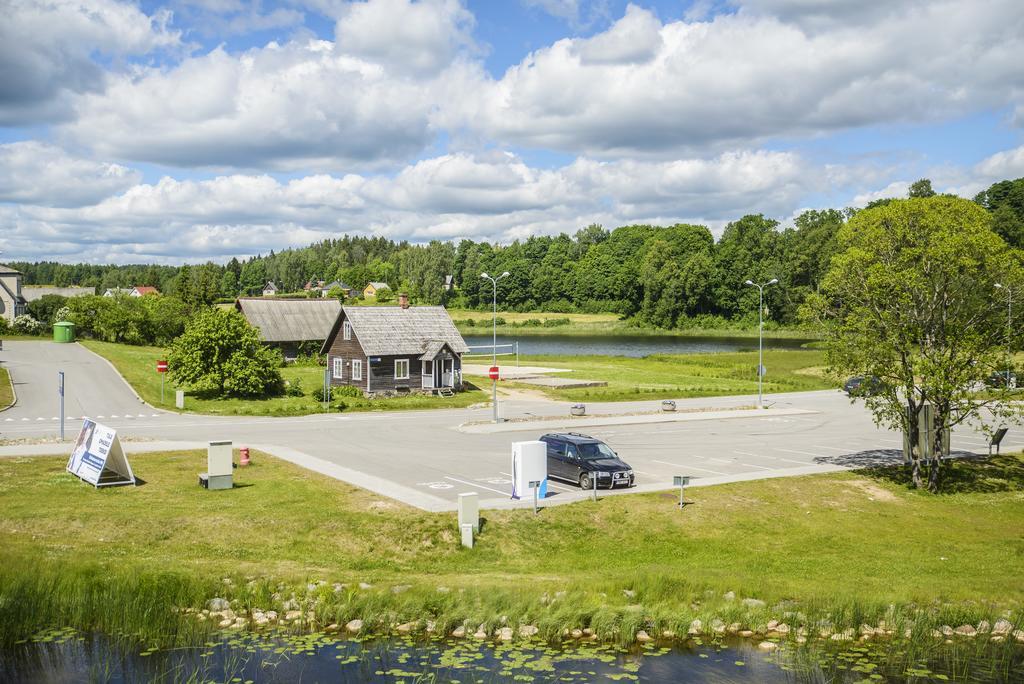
{"left": 1, "top": 341, "right": 1015, "bottom": 511}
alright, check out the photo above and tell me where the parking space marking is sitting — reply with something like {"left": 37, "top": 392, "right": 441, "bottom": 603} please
{"left": 443, "top": 476, "right": 508, "bottom": 496}
{"left": 812, "top": 445, "right": 850, "bottom": 452}
{"left": 738, "top": 462, "right": 772, "bottom": 470}
{"left": 652, "top": 459, "right": 727, "bottom": 476}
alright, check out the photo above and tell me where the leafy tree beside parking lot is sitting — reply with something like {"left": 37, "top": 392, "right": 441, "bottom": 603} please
{"left": 168, "top": 309, "right": 283, "bottom": 398}
{"left": 806, "top": 196, "right": 1024, "bottom": 491}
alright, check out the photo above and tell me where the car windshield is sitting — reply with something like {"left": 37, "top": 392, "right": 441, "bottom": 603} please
{"left": 577, "top": 443, "right": 616, "bottom": 460}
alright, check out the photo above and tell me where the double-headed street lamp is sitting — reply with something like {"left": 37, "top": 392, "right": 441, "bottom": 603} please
{"left": 744, "top": 278, "right": 778, "bottom": 408}
{"left": 480, "top": 271, "right": 510, "bottom": 422}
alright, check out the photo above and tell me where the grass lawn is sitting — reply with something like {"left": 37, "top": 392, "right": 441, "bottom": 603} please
{"left": 80, "top": 340, "right": 488, "bottom": 416}
{"left": 0, "top": 366, "right": 13, "bottom": 409}
{"left": 466, "top": 350, "right": 835, "bottom": 402}
{"left": 1, "top": 449, "right": 1022, "bottom": 645}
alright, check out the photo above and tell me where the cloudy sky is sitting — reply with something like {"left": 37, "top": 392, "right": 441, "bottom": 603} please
{"left": 1, "top": 0, "right": 1023, "bottom": 264}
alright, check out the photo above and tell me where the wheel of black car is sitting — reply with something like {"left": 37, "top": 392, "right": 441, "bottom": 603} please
{"left": 579, "top": 473, "right": 591, "bottom": 490}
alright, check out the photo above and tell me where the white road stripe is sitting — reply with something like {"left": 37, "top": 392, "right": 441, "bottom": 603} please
{"left": 733, "top": 450, "right": 759, "bottom": 457}
{"left": 739, "top": 462, "right": 771, "bottom": 470}
{"left": 443, "top": 476, "right": 507, "bottom": 496}
{"left": 652, "top": 459, "right": 727, "bottom": 476}
{"left": 774, "top": 447, "right": 822, "bottom": 458}
{"left": 812, "top": 445, "right": 849, "bottom": 452}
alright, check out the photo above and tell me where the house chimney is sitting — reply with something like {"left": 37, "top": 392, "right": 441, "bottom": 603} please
{"left": 399, "top": 292, "right": 410, "bottom": 309}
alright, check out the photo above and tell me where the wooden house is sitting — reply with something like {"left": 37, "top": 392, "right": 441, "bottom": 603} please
{"left": 235, "top": 297, "right": 341, "bottom": 359}
{"left": 320, "top": 293, "right": 468, "bottom": 397}
{"left": 363, "top": 281, "right": 390, "bottom": 298}
{"left": 262, "top": 281, "right": 278, "bottom": 296}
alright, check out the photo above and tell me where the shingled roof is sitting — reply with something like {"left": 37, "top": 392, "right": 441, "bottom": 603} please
{"left": 236, "top": 297, "right": 342, "bottom": 343}
{"left": 322, "top": 305, "right": 469, "bottom": 356}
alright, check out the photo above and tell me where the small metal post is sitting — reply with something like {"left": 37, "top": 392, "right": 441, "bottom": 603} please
{"left": 58, "top": 371, "right": 65, "bottom": 441}
{"left": 516, "top": 341, "right": 520, "bottom": 367}
{"left": 674, "top": 476, "right": 690, "bottom": 510}
{"left": 530, "top": 480, "right": 540, "bottom": 514}
{"left": 592, "top": 474, "right": 597, "bottom": 501}
{"left": 161, "top": 373, "right": 165, "bottom": 404}
{"left": 322, "top": 367, "right": 329, "bottom": 410}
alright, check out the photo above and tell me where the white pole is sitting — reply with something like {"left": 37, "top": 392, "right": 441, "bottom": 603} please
{"left": 492, "top": 277, "right": 498, "bottom": 423}
{"left": 758, "top": 283, "right": 764, "bottom": 409}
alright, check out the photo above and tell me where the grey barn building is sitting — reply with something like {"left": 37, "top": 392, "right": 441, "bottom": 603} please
{"left": 235, "top": 297, "right": 341, "bottom": 359}
{"left": 320, "top": 296, "right": 468, "bottom": 397}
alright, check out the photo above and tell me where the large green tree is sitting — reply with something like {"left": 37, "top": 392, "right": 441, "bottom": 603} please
{"left": 168, "top": 309, "right": 283, "bottom": 398}
{"left": 806, "top": 196, "right": 1022, "bottom": 491}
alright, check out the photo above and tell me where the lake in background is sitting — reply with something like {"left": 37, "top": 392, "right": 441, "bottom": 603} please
{"left": 463, "top": 334, "right": 814, "bottom": 358}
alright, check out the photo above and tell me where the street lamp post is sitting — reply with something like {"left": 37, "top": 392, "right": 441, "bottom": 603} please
{"left": 480, "top": 271, "right": 510, "bottom": 422}
{"left": 744, "top": 278, "right": 778, "bottom": 408}
{"left": 995, "top": 283, "right": 1014, "bottom": 383}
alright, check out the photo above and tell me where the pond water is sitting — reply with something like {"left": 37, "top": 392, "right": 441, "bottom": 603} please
{"left": 3, "top": 629, "right": 1021, "bottom": 683}
{"left": 462, "top": 334, "right": 814, "bottom": 358}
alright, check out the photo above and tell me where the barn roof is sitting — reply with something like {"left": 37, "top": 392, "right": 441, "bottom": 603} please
{"left": 0, "top": 264, "right": 21, "bottom": 275}
{"left": 366, "top": 281, "right": 390, "bottom": 290}
{"left": 22, "top": 286, "right": 92, "bottom": 302}
{"left": 236, "top": 297, "right": 342, "bottom": 343}
{"left": 322, "top": 305, "right": 469, "bottom": 356}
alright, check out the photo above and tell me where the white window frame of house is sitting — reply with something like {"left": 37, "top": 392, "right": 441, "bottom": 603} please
{"left": 394, "top": 358, "right": 410, "bottom": 380}
{"left": 332, "top": 357, "right": 344, "bottom": 380}
{"left": 343, "top": 321, "right": 352, "bottom": 341}
{"left": 351, "top": 359, "right": 363, "bottom": 381}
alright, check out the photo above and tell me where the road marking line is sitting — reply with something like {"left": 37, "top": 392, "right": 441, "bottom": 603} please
{"left": 4, "top": 418, "right": 11, "bottom": 422}
{"left": 151, "top": 414, "right": 160, "bottom": 417}
{"left": 812, "top": 445, "right": 849, "bottom": 452}
{"left": 774, "top": 447, "right": 821, "bottom": 457}
{"left": 739, "top": 462, "right": 772, "bottom": 470}
{"left": 443, "top": 476, "right": 507, "bottom": 496}
{"left": 21, "top": 418, "right": 29, "bottom": 422}
{"left": 36, "top": 417, "right": 44, "bottom": 421}
{"left": 652, "top": 459, "right": 727, "bottom": 476}
{"left": 733, "top": 450, "right": 759, "bottom": 457}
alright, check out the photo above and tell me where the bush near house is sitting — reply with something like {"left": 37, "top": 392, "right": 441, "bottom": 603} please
{"left": 168, "top": 308, "right": 284, "bottom": 398}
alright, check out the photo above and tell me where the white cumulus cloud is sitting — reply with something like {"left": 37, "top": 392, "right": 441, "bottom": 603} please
{"left": 0, "top": 142, "right": 142, "bottom": 207}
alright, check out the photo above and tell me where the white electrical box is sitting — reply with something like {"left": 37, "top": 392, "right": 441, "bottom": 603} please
{"left": 511, "top": 441, "right": 547, "bottom": 499}
{"left": 200, "top": 440, "right": 233, "bottom": 490}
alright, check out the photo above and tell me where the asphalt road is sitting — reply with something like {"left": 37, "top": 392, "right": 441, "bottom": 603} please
{"left": 1, "top": 341, "right": 1015, "bottom": 511}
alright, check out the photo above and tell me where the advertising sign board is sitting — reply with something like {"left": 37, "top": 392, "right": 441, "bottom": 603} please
{"left": 66, "top": 419, "right": 136, "bottom": 487}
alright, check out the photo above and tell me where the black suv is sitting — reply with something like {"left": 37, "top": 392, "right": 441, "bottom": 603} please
{"left": 539, "top": 433, "right": 634, "bottom": 489}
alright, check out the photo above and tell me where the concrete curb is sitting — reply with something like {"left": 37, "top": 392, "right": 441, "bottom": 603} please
{"left": 457, "top": 406, "right": 818, "bottom": 434}
{"left": 0, "top": 364, "right": 17, "bottom": 413}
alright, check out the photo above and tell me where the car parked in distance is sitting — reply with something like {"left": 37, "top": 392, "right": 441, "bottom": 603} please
{"left": 539, "top": 432, "right": 634, "bottom": 489}
{"left": 843, "top": 375, "right": 884, "bottom": 396}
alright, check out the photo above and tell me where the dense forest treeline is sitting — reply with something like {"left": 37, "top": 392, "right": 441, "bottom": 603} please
{"left": 9, "top": 177, "right": 1024, "bottom": 328}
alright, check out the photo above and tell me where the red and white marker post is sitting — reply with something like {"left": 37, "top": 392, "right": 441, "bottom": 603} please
{"left": 156, "top": 360, "right": 168, "bottom": 404}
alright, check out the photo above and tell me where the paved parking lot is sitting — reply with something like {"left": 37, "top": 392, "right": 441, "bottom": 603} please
{"left": 2, "top": 341, "right": 1016, "bottom": 511}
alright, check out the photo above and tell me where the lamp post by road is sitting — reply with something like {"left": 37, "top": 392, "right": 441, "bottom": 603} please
{"left": 480, "top": 271, "right": 510, "bottom": 422}
{"left": 744, "top": 278, "right": 778, "bottom": 408}
{"left": 995, "top": 282, "right": 1014, "bottom": 384}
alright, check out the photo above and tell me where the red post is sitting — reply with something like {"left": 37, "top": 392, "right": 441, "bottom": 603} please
{"left": 240, "top": 447, "right": 250, "bottom": 466}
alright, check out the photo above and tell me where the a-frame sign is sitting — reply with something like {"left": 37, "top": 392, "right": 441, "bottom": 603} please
{"left": 66, "top": 419, "right": 136, "bottom": 487}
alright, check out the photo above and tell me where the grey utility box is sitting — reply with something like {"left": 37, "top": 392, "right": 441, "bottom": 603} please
{"left": 199, "top": 440, "right": 233, "bottom": 490}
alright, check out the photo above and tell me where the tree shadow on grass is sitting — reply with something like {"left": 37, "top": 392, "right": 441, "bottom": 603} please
{"left": 814, "top": 449, "right": 1024, "bottom": 494}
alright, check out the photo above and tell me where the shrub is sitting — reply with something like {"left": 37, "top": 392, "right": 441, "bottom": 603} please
{"left": 12, "top": 315, "right": 45, "bottom": 336}
{"left": 333, "top": 385, "right": 363, "bottom": 398}
{"left": 284, "top": 377, "right": 305, "bottom": 397}
{"left": 0, "top": 317, "right": 9, "bottom": 335}
{"left": 493, "top": 316, "right": 506, "bottom": 326}
{"left": 543, "top": 317, "right": 571, "bottom": 327}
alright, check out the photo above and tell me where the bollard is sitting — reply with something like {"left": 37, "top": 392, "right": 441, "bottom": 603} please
{"left": 175, "top": 390, "right": 185, "bottom": 409}
{"left": 592, "top": 473, "right": 598, "bottom": 502}
{"left": 460, "top": 523, "right": 474, "bottom": 549}
{"left": 458, "top": 492, "right": 479, "bottom": 532}
{"left": 240, "top": 446, "right": 250, "bottom": 466}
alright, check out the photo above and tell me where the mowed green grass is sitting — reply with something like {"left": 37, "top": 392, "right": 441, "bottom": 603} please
{"left": 2, "top": 449, "right": 1022, "bottom": 608}
{"left": 0, "top": 366, "right": 13, "bottom": 409}
{"left": 466, "top": 350, "right": 834, "bottom": 402}
{"left": 80, "top": 340, "right": 487, "bottom": 416}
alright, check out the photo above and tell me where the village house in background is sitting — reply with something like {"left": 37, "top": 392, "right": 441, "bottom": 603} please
{"left": 102, "top": 286, "right": 160, "bottom": 298}
{"left": 305, "top": 279, "right": 353, "bottom": 298}
{"left": 0, "top": 263, "right": 27, "bottom": 324}
{"left": 235, "top": 297, "right": 341, "bottom": 360}
{"left": 21, "top": 285, "right": 93, "bottom": 302}
{"left": 321, "top": 293, "right": 468, "bottom": 397}
{"left": 262, "top": 281, "right": 278, "bottom": 297}
{"left": 363, "top": 281, "right": 390, "bottom": 298}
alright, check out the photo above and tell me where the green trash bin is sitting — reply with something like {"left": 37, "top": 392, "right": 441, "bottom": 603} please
{"left": 53, "top": 321, "right": 75, "bottom": 343}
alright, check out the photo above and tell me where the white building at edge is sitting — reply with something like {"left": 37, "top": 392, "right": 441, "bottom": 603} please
{"left": 0, "top": 264, "right": 27, "bottom": 324}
